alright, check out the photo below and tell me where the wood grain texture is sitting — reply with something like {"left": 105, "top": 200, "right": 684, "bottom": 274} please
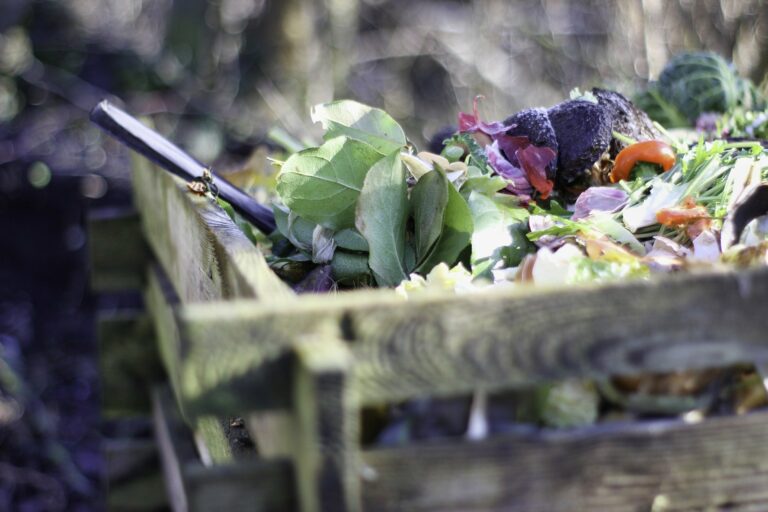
{"left": 361, "top": 411, "right": 768, "bottom": 512}
{"left": 171, "top": 266, "right": 768, "bottom": 414}
{"left": 145, "top": 265, "right": 184, "bottom": 411}
{"left": 88, "top": 208, "right": 149, "bottom": 292}
{"left": 293, "top": 338, "right": 359, "bottom": 512}
{"left": 131, "top": 152, "right": 291, "bottom": 304}
{"left": 98, "top": 312, "right": 163, "bottom": 416}
{"left": 145, "top": 265, "right": 240, "bottom": 466}
{"left": 152, "top": 386, "right": 295, "bottom": 512}
{"left": 134, "top": 150, "right": 296, "bottom": 457}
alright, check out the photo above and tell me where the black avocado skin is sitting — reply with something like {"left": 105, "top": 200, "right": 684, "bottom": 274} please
{"left": 503, "top": 107, "right": 559, "bottom": 179}
{"left": 547, "top": 99, "right": 613, "bottom": 189}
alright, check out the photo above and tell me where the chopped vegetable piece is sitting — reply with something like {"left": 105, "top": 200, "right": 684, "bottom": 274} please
{"left": 610, "top": 140, "right": 676, "bottom": 183}
{"left": 656, "top": 196, "right": 710, "bottom": 227}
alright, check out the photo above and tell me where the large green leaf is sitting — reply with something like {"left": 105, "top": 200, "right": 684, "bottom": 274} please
{"left": 356, "top": 152, "right": 408, "bottom": 286}
{"left": 411, "top": 171, "right": 449, "bottom": 261}
{"left": 416, "top": 177, "right": 473, "bottom": 273}
{"left": 311, "top": 100, "right": 407, "bottom": 154}
{"left": 468, "top": 192, "right": 528, "bottom": 276}
{"left": 276, "top": 136, "right": 383, "bottom": 230}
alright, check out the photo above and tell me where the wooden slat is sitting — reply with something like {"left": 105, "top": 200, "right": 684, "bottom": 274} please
{"left": 292, "top": 338, "right": 359, "bottom": 512}
{"left": 133, "top": 151, "right": 296, "bottom": 456}
{"left": 168, "top": 266, "right": 768, "bottom": 415}
{"left": 98, "top": 312, "right": 164, "bottom": 416}
{"left": 152, "top": 386, "right": 296, "bottom": 512}
{"left": 131, "top": 152, "right": 291, "bottom": 303}
{"left": 88, "top": 208, "right": 149, "bottom": 292}
{"left": 361, "top": 411, "right": 768, "bottom": 512}
{"left": 144, "top": 265, "right": 242, "bottom": 464}
{"left": 145, "top": 264, "right": 184, "bottom": 410}
{"left": 105, "top": 438, "right": 167, "bottom": 512}
{"left": 193, "top": 416, "right": 233, "bottom": 465}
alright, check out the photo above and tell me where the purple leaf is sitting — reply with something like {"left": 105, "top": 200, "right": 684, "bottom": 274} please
{"left": 485, "top": 141, "right": 532, "bottom": 196}
{"left": 495, "top": 134, "right": 531, "bottom": 162}
{"left": 516, "top": 144, "right": 556, "bottom": 199}
{"left": 571, "top": 187, "right": 629, "bottom": 220}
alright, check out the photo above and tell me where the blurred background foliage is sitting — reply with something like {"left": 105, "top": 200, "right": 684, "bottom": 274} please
{"left": 0, "top": 1, "right": 767, "bottom": 509}
{"left": 2, "top": 0, "right": 768, "bottom": 174}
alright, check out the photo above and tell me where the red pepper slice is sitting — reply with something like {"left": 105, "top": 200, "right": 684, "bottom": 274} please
{"left": 609, "top": 140, "right": 676, "bottom": 183}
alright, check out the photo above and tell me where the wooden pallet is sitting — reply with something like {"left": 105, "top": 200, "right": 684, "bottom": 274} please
{"left": 92, "top": 152, "right": 768, "bottom": 511}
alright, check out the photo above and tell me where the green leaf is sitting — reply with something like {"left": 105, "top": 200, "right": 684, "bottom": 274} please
{"left": 586, "top": 212, "right": 645, "bottom": 255}
{"left": 468, "top": 192, "right": 527, "bottom": 275}
{"left": 275, "top": 204, "right": 369, "bottom": 253}
{"left": 276, "top": 136, "right": 383, "bottom": 230}
{"left": 356, "top": 152, "right": 409, "bottom": 286}
{"left": 411, "top": 171, "right": 449, "bottom": 261}
{"left": 416, "top": 180, "right": 473, "bottom": 273}
{"left": 311, "top": 100, "right": 407, "bottom": 154}
{"left": 461, "top": 175, "right": 508, "bottom": 198}
{"left": 331, "top": 251, "right": 371, "bottom": 285}
{"left": 333, "top": 228, "right": 369, "bottom": 252}
{"left": 272, "top": 204, "right": 314, "bottom": 250}
{"left": 445, "top": 132, "right": 490, "bottom": 171}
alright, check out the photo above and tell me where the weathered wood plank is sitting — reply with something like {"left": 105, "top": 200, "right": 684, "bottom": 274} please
{"left": 145, "top": 264, "right": 250, "bottom": 465}
{"left": 88, "top": 208, "right": 149, "bottom": 292}
{"left": 246, "top": 411, "right": 296, "bottom": 458}
{"left": 145, "top": 262, "right": 294, "bottom": 420}
{"left": 145, "top": 265, "right": 292, "bottom": 464}
{"left": 145, "top": 264, "right": 184, "bottom": 410}
{"left": 193, "top": 416, "right": 233, "bottom": 465}
{"left": 292, "top": 338, "right": 359, "bottom": 512}
{"left": 153, "top": 387, "right": 196, "bottom": 511}
{"left": 98, "top": 312, "right": 164, "bottom": 416}
{"left": 361, "top": 411, "right": 768, "bottom": 512}
{"left": 152, "top": 386, "right": 296, "bottom": 512}
{"left": 171, "top": 266, "right": 768, "bottom": 414}
{"left": 105, "top": 438, "right": 167, "bottom": 511}
{"left": 134, "top": 150, "right": 296, "bottom": 456}
{"left": 131, "top": 152, "right": 291, "bottom": 303}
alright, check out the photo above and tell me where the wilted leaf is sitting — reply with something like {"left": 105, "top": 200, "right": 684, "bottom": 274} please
{"left": 312, "top": 225, "right": 337, "bottom": 263}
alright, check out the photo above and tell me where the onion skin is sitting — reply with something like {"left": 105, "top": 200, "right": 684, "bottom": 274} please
{"left": 609, "top": 140, "right": 676, "bottom": 183}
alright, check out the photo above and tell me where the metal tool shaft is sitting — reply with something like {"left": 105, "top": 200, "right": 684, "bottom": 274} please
{"left": 90, "top": 99, "right": 276, "bottom": 233}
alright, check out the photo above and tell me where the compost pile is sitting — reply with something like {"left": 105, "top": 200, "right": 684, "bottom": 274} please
{"left": 222, "top": 51, "right": 768, "bottom": 436}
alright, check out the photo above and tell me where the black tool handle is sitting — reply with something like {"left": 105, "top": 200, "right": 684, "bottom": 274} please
{"left": 90, "top": 99, "right": 276, "bottom": 233}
